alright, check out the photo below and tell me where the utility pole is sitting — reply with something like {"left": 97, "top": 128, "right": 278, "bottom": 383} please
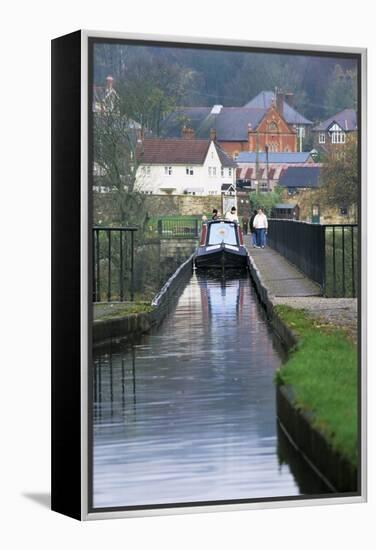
{"left": 255, "top": 131, "right": 259, "bottom": 194}
{"left": 265, "top": 144, "right": 269, "bottom": 191}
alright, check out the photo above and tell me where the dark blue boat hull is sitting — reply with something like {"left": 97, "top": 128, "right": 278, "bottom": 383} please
{"left": 194, "top": 244, "right": 248, "bottom": 270}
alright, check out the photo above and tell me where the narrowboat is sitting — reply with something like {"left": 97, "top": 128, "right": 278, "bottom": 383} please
{"left": 194, "top": 220, "right": 248, "bottom": 270}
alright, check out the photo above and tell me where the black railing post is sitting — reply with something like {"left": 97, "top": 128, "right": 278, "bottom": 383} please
{"left": 130, "top": 230, "right": 135, "bottom": 302}
{"left": 96, "top": 228, "right": 100, "bottom": 302}
{"left": 332, "top": 227, "right": 336, "bottom": 297}
{"left": 342, "top": 226, "right": 346, "bottom": 297}
{"left": 107, "top": 230, "right": 112, "bottom": 302}
{"left": 351, "top": 226, "right": 355, "bottom": 298}
{"left": 92, "top": 230, "right": 96, "bottom": 302}
{"left": 119, "top": 230, "right": 124, "bottom": 302}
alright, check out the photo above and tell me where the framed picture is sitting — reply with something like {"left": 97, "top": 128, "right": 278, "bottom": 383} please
{"left": 51, "top": 30, "right": 367, "bottom": 520}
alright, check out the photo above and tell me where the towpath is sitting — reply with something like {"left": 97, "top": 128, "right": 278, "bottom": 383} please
{"left": 244, "top": 235, "right": 357, "bottom": 341}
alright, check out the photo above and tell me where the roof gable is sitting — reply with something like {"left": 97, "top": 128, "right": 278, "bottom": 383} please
{"left": 255, "top": 104, "right": 296, "bottom": 135}
{"left": 313, "top": 109, "right": 357, "bottom": 132}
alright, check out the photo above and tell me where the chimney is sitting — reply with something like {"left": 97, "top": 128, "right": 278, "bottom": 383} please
{"left": 210, "top": 128, "right": 216, "bottom": 141}
{"left": 106, "top": 75, "right": 114, "bottom": 90}
{"left": 181, "top": 126, "right": 195, "bottom": 140}
{"left": 276, "top": 91, "right": 284, "bottom": 116}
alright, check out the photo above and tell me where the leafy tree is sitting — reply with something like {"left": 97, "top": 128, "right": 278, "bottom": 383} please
{"left": 319, "top": 140, "right": 358, "bottom": 211}
{"left": 249, "top": 186, "right": 284, "bottom": 216}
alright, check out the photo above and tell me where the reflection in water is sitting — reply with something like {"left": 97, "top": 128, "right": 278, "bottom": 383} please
{"left": 93, "top": 273, "right": 326, "bottom": 508}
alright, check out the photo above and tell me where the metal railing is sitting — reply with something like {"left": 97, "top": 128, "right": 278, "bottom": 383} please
{"left": 92, "top": 227, "right": 138, "bottom": 302}
{"left": 267, "top": 220, "right": 358, "bottom": 297}
{"left": 157, "top": 218, "right": 200, "bottom": 239}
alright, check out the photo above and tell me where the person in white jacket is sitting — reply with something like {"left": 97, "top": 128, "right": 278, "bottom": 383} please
{"left": 225, "top": 206, "right": 239, "bottom": 222}
{"left": 253, "top": 208, "right": 268, "bottom": 248}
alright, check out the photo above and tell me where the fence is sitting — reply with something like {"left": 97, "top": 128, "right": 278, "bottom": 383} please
{"left": 92, "top": 227, "right": 137, "bottom": 302}
{"left": 156, "top": 217, "right": 200, "bottom": 239}
{"left": 267, "top": 220, "right": 358, "bottom": 297}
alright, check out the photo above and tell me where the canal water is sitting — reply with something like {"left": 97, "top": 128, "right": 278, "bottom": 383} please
{"left": 92, "top": 272, "right": 329, "bottom": 508}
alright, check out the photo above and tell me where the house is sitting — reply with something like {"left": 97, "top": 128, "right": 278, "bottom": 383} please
{"left": 135, "top": 132, "right": 237, "bottom": 195}
{"left": 244, "top": 91, "right": 312, "bottom": 151}
{"left": 93, "top": 75, "right": 120, "bottom": 113}
{"left": 312, "top": 108, "right": 357, "bottom": 153}
{"left": 236, "top": 151, "right": 317, "bottom": 192}
{"left": 160, "top": 90, "right": 312, "bottom": 157}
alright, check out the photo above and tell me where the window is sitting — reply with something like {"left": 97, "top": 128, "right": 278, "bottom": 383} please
{"left": 208, "top": 222, "right": 237, "bottom": 245}
{"left": 213, "top": 167, "right": 217, "bottom": 176}
{"left": 186, "top": 167, "right": 194, "bottom": 176}
{"left": 164, "top": 166, "right": 172, "bottom": 175}
{"left": 340, "top": 207, "right": 348, "bottom": 216}
{"left": 268, "top": 122, "right": 278, "bottom": 133}
{"left": 208, "top": 167, "right": 212, "bottom": 176}
{"left": 228, "top": 168, "right": 232, "bottom": 177}
{"left": 319, "top": 132, "right": 326, "bottom": 144}
{"left": 208, "top": 167, "right": 216, "bottom": 177}
{"left": 331, "top": 131, "right": 346, "bottom": 144}
{"left": 221, "top": 167, "right": 224, "bottom": 177}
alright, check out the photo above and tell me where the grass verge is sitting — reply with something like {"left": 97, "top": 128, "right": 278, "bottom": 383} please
{"left": 274, "top": 304, "right": 358, "bottom": 467}
{"left": 94, "top": 302, "right": 153, "bottom": 322}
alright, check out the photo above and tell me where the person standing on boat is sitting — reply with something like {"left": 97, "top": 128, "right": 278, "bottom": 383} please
{"left": 249, "top": 209, "right": 258, "bottom": 248}
{"left": 253, "top": 208, "right": 268, "bottom": 248}
{"left": 225, "top": 206, "right": 239, "bottom": 222}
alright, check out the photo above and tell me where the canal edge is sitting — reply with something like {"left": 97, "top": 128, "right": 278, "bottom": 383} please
{"left": 93, "top": 253, "right": 194, "bottom": 347}
{"left": 246, "top": 254, "right": 358, "bottom": 493}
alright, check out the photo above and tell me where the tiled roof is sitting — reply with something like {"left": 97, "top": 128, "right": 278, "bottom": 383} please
{"left": 213, "top": 108, "right": 265, "bottom": 141}
{"left": 312, "top": 109, "right": 357, "bottom": 132}
{"left": 136, "top": 138, "right": 235, "bottom": 167}
{"left": 244, "top": 91, "right": 312, "bottom": 125}
{"left": 136, "top": 138, "right": 210, "bottom": 164}
{"left": 161, "top": 107, "right": 265, "bottom": 141}
{"left": 278, "top": 166, "right": 321, "bottom": 188}
{"left": 236, "top": 152, "right": 313, "bottom": 163}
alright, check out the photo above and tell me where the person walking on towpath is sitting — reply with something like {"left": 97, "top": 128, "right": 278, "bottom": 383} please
{"left": 249, "top": 209, "right": 258, "bottom": 248}
{"left": 225, "top": 206, "right": 239, "bottom": 222}
{"left": 253, "top": 208, "right": 268, "bottom": 248}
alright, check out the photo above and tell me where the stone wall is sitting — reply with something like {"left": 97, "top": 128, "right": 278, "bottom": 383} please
{"left": 280, "top": 189, "right": 357, "bottom": 224}
{"left": 93, "top": 192, "right": 222, "bottom": 224}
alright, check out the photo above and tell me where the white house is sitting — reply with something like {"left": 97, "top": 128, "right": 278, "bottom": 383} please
{"left": 135, "top": 135, "right": 236, "bottom": 195}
